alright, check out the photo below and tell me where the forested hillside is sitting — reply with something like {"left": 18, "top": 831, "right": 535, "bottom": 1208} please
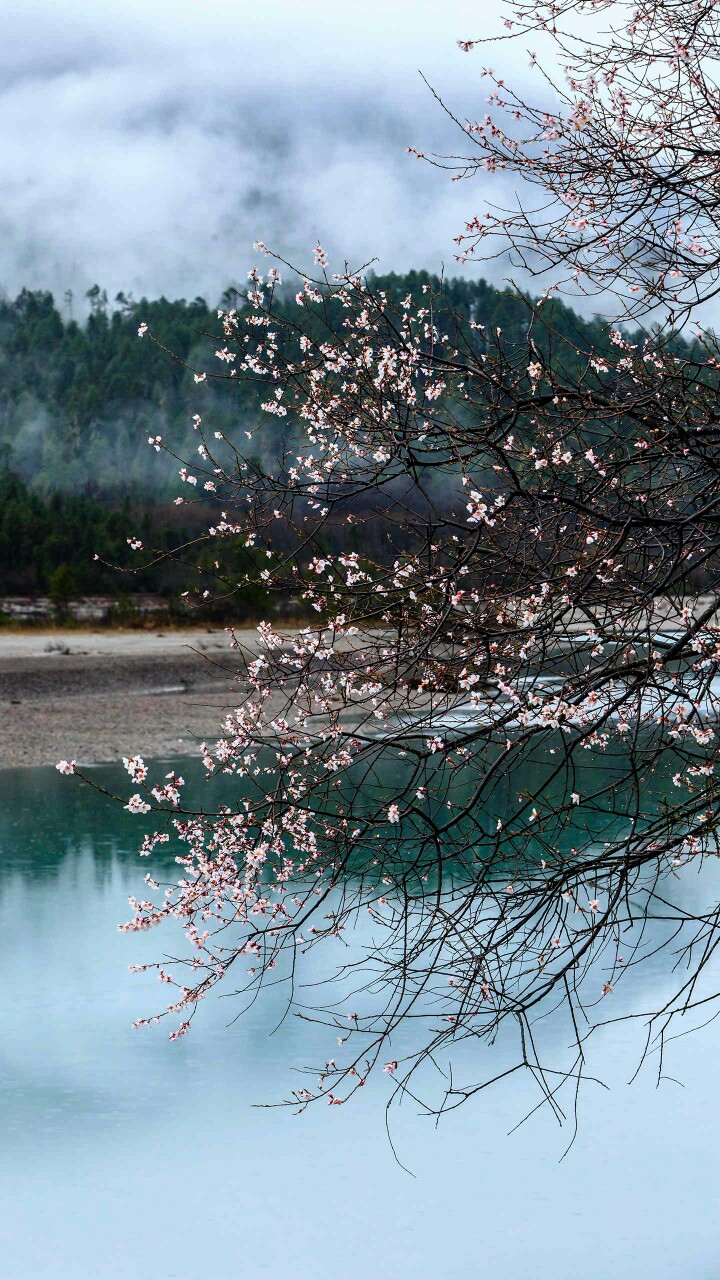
{"left": 0, "top": 273, "right": 629, "bottom": 497}
{"left": 0, "top": 273, "right": 650, "bottom": 598}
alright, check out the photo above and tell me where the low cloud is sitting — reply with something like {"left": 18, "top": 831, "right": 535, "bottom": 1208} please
{"left": 0, "top": 0, "right": 531, "bottom": 306}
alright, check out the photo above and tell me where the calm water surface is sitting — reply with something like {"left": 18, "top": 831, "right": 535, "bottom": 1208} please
{"left": 0, "top": 761, "right": 719, "bottom": 1279}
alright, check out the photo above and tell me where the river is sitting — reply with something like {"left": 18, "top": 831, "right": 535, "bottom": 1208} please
{"left": 0, "top": 760, "right": 718, "bottom": 1279}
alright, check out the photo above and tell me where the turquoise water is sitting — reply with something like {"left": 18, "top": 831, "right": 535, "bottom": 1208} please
{"left": 0, "top": 760, "right": 719, "bottom": 1279}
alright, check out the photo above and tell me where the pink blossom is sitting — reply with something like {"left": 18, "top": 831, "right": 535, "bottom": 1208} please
{"left": 125, "top": 794, "right": 152, "bottom": 816}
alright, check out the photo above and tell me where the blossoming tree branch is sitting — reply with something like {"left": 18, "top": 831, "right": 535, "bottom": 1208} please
{"left": 62, "top": 0, "right": 720, "bottom": 1119}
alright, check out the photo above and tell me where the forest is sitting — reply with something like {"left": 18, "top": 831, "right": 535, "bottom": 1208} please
{"left": 0, "top": 272, "right": 661, "bottom": 599}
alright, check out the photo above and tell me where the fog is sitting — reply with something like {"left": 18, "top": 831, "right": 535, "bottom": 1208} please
{"left": 0, "top": 0, "right": 536, "bottom": 307}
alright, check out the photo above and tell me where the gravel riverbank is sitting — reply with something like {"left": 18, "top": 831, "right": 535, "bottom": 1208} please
{"left": 0, "top": 629, "right": 255, "bottom": 768}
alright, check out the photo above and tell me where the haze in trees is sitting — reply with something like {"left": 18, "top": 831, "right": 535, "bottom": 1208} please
{"left": 2, "top": 273, "right": 639, "bottom": 601}
{"left": 0, "top": 274, "right": 630, "bottom": 499}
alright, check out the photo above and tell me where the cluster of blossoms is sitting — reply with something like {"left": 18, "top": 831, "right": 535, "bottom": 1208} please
{"left": 62, "top": 0, "right": 720, "bottom": 1119}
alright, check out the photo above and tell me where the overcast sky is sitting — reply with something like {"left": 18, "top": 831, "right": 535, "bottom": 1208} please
{"left": 0, "top": 0, "right": 532, "bottom": 308}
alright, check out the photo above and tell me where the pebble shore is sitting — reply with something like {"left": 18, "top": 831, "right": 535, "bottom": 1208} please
{"left": 0, "top": 629, "right": 254, "bottom": 768}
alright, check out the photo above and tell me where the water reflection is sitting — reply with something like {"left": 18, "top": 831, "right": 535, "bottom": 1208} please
{"left": 0, "top": 762, "right": 719, "bottom": 1279}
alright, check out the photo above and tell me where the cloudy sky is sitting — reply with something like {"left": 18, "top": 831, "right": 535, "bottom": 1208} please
{"left": 0, "top": 0, "right": 530, "bottom": 308}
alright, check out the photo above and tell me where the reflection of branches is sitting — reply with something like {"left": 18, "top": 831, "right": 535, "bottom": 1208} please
{"left": 61, "top": 0, "right": 720, "bottom": 1128}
